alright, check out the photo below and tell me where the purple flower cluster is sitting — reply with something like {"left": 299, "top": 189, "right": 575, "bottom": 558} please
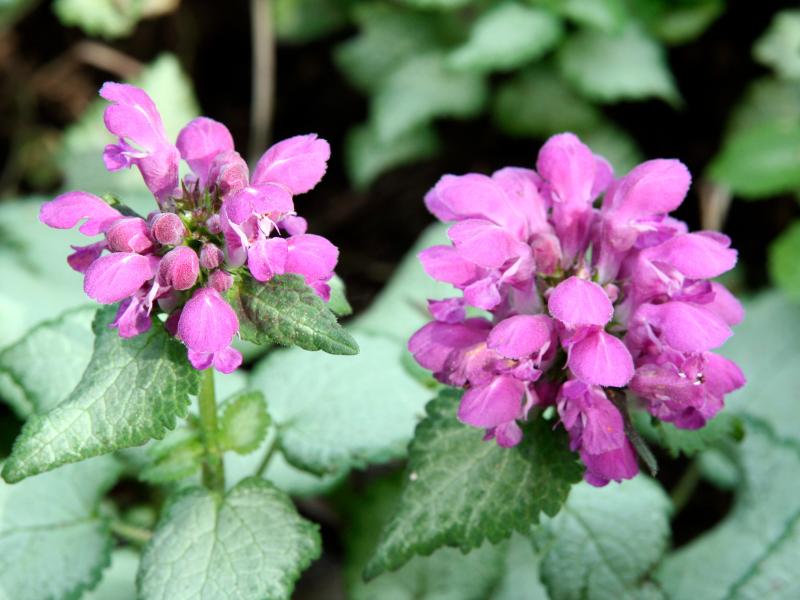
{"left": 409, "top": 133, "right": 745, "bottom": 486}
{"left": 40, "top": 83, "right": 337, "bottom": 373}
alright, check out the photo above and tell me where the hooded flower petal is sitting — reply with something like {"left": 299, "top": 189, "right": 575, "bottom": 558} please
{"left": 177, "top": 287, "right": 239, "bottom": 354}
{"left": 457, "top": 375, "right": 525, "bottom": 428}
{"left": 447, "top": 219, "right": 527, "bottom": 269}
{"left": 536, "top": 133, "right": 598, "bottom": 206}
{"left": 418, "top": 245, "right": 482, "bottom": 287}
{"left": 176, "top": 117, "right": 235, "bottom": 188}
{"left": 640, "top": 232, "right": 738, "bottom": 280}
{"left": 548, "top": 276, "right": 613, "bottom": 327}
{"left": 636, "top": 301, "right": 732, "bottom": 352}
{"left": 251, "top": 133, "right": 330, "bottom": 194}
{"left": 408, "top": 318, "right": 491, "bottom": 374}
{"left": 487, "top": 314, "right": 553, "bottom": 359}
{"left": 248, "top": 237, "right": 288, "bottom": 282}
{"left": 40, "top": 191, "right": 122, "bottom": 235}
{"left": 83, "top": 252, "right": 157, "bottom": 303}
{"left": 285, "top": 234, "right": 338, "bottom": 284}
{"left": 603, "top": 159, "right": 691, "bottom": 216}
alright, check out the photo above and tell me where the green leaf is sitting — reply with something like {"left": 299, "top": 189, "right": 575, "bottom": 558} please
{"left": 372, "top": 51, "right": 488, "bottom": 142}
{"left": 657, "top": 419, "right": 800, "bottom": 598}
{"left": 354, "top": 223, "right": 454, "bottom": 340}
{"left": 274, "top": 0, "right": 349, "bottom": 43}
{"left": 327, "top": 273, "right": 354, "bottom": 317}
{"left": 86, "top": 548, "right": 139, "bottom": 600}
{"left": 0, "top": 455, "right": 122, "bottom": 600}
{"left": 708, "top": 123, "right": 800, "bottom": 198}
{"left": 0, "top": 0, "right": 38, "bottom": 31}
{"left": 535, "top": 477, "right": 671, "bottom": 600}
{"left": 754, "top": 9, "right": 800, "bottom": 80}
{"left": 399, "top": 0, "right": 473, "bottom": 8}
{"left": 140, "top": 428, "right": 204, "bottom": 484}
{"left": 335, "top": 4, "right": 445, "bottom": 94}
{"left": 646, "top": 0, "right": 723, "bottom": 45}
{"left": 228, "top": 274, "right": 358, "bottom": 355}
{"left": 557, "top": 0, "right": 628, "bottom": 34}
{"left": 726, "top": 78, "right": 800, "bottom": 135}
{"left": 53, "top": 0, "right": 145, "bottom": 38}
{"left": 448, "top": 4, "right": 563, "bottom": 73}
{"left": 2, "top": 305, "right": 199, "bottom": 482}
{"left": 251, "top": 330, "right": 430, "bottom": 474}
{"left": 557, "top": 25, "right": 680, "bottom": 105}
{"left": 364, "top": 389, "right": 583, "bottom": 578}
{"left": 138, "top": 477, "right": 321, "bottom": 600}
{"left": 770, "top": 221, "right": 800, "bottom": 301}
{"left": 219, "top": 391, "right": 270, "bottom": 455}
{"left": 580, "top": 124, "right": 644, "bottom": 176}
{"left": 59, "top": 54, "right": 198, "bottom": 194}
{"left": 0, "top": 305, "right": 94, "bottom": 418}
{"left": 345, "top": 121, "right": 439, "bottom": 189}
{"left": 343, "top": 473, "right": 507, "bottom": 600}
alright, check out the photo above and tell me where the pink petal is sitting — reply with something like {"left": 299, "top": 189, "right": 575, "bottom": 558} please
{"left": 418, "top": 245, "right": 482, "bottom": 287}
{"left": 463, "top": 277, "right": 502, "bottom": 310}
{"left": 40, "top": 191, "right": 122, "bottom": 236}
{"left": 248, "top": 237, "right": 288, "bottom": 282}
{"left": 176, "top": 117, "right": 235, "bottom": 187}
{"left": 111, "top": 295, "right": 152, "bottom": 338}
{"left": 548, "top": 276, "right": 613, "bottom": 327}
{"left": 485, "top": 420, "right": 524, "bottom": 448}
{"left": 187, "top": 349, "right": 214, "bottom": 371}
{"left": 536, "top": 133, "right": 597, "bottom": 206}
{"left": 447, "top": 219, "right": 526, "bottom": 269}
{"left": 177, "top": 287, "right": 239, "bottom": 354}
{"left": 285, "top": 234, "right": 338, "bottom": 283}
{"left": 591, "top": 155, "right": 614, "bottom": 198}
{"left": 408, "top": 318, "right": 491, "bottom": 373}
{"left": 491, "top": 167, "right": 549, "bottom": 234}
{"left": 106, "top": 217, "right": 153, "bottom": 254}
{"left": 208, "top": 150, "right": 249, "bottom": 198}
{"left": 251, "top": 133, "right": 330, "bottom": 194}
{"left": 487, "top": 314, "right": 553, "bottom": 359}
{"left": 569, "top": 330, "right": 634, "bottom": 387}
{"left": 642, "top": 232, "right": 737, "bottom": 279}
{"left": 278, "top": 215, "right": 308, "bottom": 236}
{"left": 581, "top": 439, "right": 639, "bottom": 486}
{"left": 705, "top": 352, "right": 746, "bottom": 397}
{"left": 457, "top": 376, "right": 525, "bottom": 428}
{"left": 427, "top": 298, "right": 466, "bottom": 324}
{"left": 150, "top": 212, "right": 186, "bottom": 246}
{"left": 604, "top": 158, "right": 691, "bottom": 216}
{"left": 67, "top": 241, "right": 106, "bottom": 273}
{"left": 84, "top": 252, "right": 156, "bottom": 304}
{"left": 99, "top": 83, "right": 168, "bottom": 151}
{"left": 158, "top": 246, "right": 200, "bottom": 290}
{"left": 580, "top": 394, "right": 626, "bottom": 454}
{"left": 706, "top": 282, "right": 745, "bottom": 326}
{"left": 638, "top": 301, "right": 732, "bottom": 352}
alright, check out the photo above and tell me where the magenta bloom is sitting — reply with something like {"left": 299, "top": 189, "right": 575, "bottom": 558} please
{"left": 39, "top": 83, "right": 339, "bottom": 373}
{"left": 410, "top": 132, "right": 745, "bottom": 486}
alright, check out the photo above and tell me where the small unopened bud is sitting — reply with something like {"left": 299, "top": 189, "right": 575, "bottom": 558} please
{"left": 150, "top": 212, "right": 187, "bottom": 246}
{"left": 158, "top": 246, "right": 199, "bottom": 290}
{"left": 106, "top": 217, "right": 153, "bottom": 253}
{"left": 200, "top": 243, "right": 224, "bottom": 270}
{"left": 206, "top": 214, "right": 222, "bottom": 234}
{"left": 208, "top": 269, "right": 233, "bottom": 293}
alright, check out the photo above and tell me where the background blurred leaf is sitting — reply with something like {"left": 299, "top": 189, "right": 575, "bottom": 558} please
{"left": 491, "top": 535, "right": 550, "bottom": 600}
{"left": 770, "top": 222, "right": 800, "bottom": 302}
{"left": 138, "top": 478, "right": 320, "bottom": 600}
{"left": 754, "top": 9, "right": 800, "bottom": 81}
{"left": 345, "top": 122, "right": 439, "bottom": 190}
{"left": 534, "top": 477, "right": 671, "bottom": 600}
{"left": 399, "top": 0, "right": 473, "bottom": 8}
{"left": 641, "top": 0, "right": 724, "bottom": 45}
{"left": 274, "top": 0, "right": 350, "bottom": 43}
{"left": 0, "top": 456, "right": 122, "bottom": 600}
{"left": 372, "top": 51, "right": 488, "bottom": 142}
{"left": 0, "top": 0, "right": 39, "bottom": 31}
{"left": 53, "top": 0, "right": 145, "bottom": 38}
{"left": 250, "top": 330, "right": 429, "bottom": 474}
{"left": 85, "top": 549, "right": 139, "bottom": 600}
{"left": 448, "top": 3, "right": 563, "bottom": 73}
{"left": 59, "top": 53, "right": 198, "bottom": 195}
{"left": 557, "top": 25, "right": 680, "bottom": 105}
{"left": 556, "top": 0, "right": 628, "bottom": 34}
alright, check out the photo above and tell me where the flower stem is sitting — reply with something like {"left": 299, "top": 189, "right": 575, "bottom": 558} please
{"left": 198, "top": 368, "right": 225, "bottom": 494}
{"left": 255, "top": 435, "right": 279, "bottom": 478}
{"left": 670, "top": 460, "right": 702, "bottom": 514}
{"left": 110, "top": 520, "right": 152, "bottom": 545}
{"left": 248, "top": 0, "right": 276, "bottom": 162}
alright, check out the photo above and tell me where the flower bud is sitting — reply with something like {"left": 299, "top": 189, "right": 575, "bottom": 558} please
{"left": 208, "top": 269, "right": 233, "bottom": 293}
{"left": 106, "top": 217, "right": 153, "bottom": 254}
{"left": 158, "top": 246, "right": 199, "bottom": 290}
{"left": 150, "top": 212, "right": 186, "bottom": 246}
{"left": 206, "top": 214, "right": 222, "bottom": 234}
{"left": 200, "top": 243, "right": 224, "bottom": 270}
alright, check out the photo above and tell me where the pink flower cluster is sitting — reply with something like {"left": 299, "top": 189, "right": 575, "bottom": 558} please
{"left": 409, "top": 133, "right": 745, "bottom": 486}
{"left": 40, "top": 83, "right": 338, "bottom": 373}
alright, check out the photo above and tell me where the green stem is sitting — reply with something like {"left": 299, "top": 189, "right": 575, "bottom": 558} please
{"left": 671, "top": 460, "right": 702, "bottom": 514}
{"left": 198, "top": 368, "right": 225, "bottom": 494}
{"left": 255, "top": 435, "right": 279, "bottom": 478}
{"left": 110, "top": 520, "right": 152, "bottom": 545}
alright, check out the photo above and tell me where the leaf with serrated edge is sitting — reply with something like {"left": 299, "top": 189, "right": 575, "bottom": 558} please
{"left": 138, "top": 477, "right": 321, "bottom": 600}
{"left": 364, "top": 389, "right": 583, "bottom": 578}
{"left": 228, "top": 274, "right": 358, "bottom": 355}
{"left": 0, "top": 305, "right": 95, "bottom": 418}
{"left": 535, "top": 477, "right": 671, "bottom": 600}
{"left": 220, "top": 391, "right": 270, "bottom": 455}
{"left": 2, "top": 305, "right": 199, "bottom": 482}
{"left": 0, "top": 455, "right": 122, "bottom": 600}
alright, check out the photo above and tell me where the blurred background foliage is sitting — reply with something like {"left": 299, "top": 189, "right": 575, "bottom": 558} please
{"left": 2, "top": 0, "right": 800, "bottom": 599}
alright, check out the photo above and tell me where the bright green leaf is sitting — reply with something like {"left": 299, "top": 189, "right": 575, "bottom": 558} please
{"left": 770, "top": 221, "right": 800, "bottom": 301}
{"left": 754, "top": 9, "right": 800, "bottom": 80}
{"left": 0, "top": 305, "right": 94, "bottom": 418}
{"left": 250, "top": 330, "right": 430, "bottom": 474}
{"left": 557, "top": 0, "right": 628, "bottom": 33}
{"left": 372, "top": 51, "right": 488, "bottom": 142}
{"left": 709, "top": 123, "right": 800, "bottom": 199}
{"left": 364, "top": 389, "right": 583, "bottom": 578}
{"left": 228, "top": 274, "right": 358, "bottom": 355}
{"left": 0, "top": 456, "right": 122, "bottom": 600}
{"left": 343, "top": 473, "right": 507, "bottom": 600}
{"left": 140, "top": 428, "right": 204, "bottom": 484}
{"left": 2, "top": 305, "right": 200, "bottom": 482}
{"left": 335, "top": 4, "right": 445, "bottom": 94}
{"left": 59, "top": 54, "right": 198, "bottom": 194}
{"left": 138, "top": 477, "right": 321, "bottom": 600}
{"left": 345, "top": 121, "right": 439, "bottom": 189}
{"left": 220, "top": 391, "right": 270, "bottom": 455}
{"left": 648, "top": 0, "right": 723, "bottom": 45}
{"left": 535, "top": 477, "right": 671, "bottom": 600}
{"left": 327, "top": 273, "right": 354, "bottom": 317}
{"left": 449, "top": 4, "right": 563, "bottom": 73}
{"left": 558, "top": 25, "right": 680, "bottom": 105}
{"left": 274, "top": 0, "right": 349, "bottom": 43}
{"left": 86, "top": 548, "right": 139, "bottom": 600}
{"left": 657, "top": 419, "right": 800, "bottom": 599}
